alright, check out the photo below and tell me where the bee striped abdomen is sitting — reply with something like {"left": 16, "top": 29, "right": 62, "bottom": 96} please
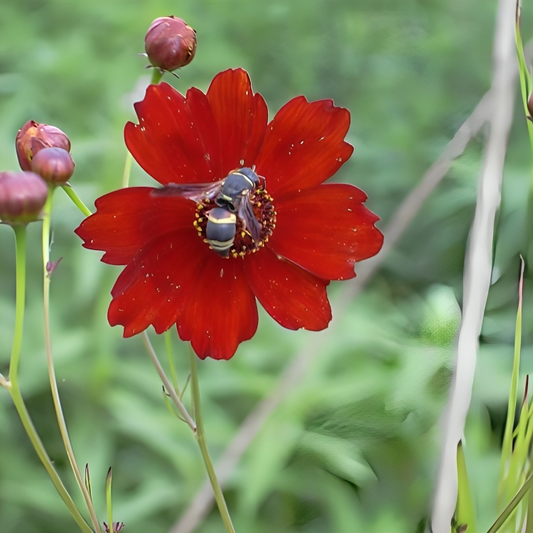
{"left": 206, "top": 207, "right": 237, "bottom": 257}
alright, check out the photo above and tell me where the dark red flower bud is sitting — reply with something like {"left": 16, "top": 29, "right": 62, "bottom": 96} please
{"left": 528, "top": 93, "right": 533, "bottom": 118}
{"left": 16, "top": 120, "right": 71, "bottom": 172}
{"left": 0, "top": 171, "right": 48, "bottom": 225}
{"left": 145, "top": 16, "right": 197, "bottom": 72}
{"left": 31, "top": 147, "right": 75, "bottom": 185}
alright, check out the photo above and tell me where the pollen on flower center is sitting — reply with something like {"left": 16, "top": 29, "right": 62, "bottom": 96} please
{"left": 193, "top": 187, "right": 276, "bottom": 258}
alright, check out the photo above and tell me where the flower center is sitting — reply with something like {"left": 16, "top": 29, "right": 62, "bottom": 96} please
{"left": 193, "top": 187, "right": 276, "bottom": 258}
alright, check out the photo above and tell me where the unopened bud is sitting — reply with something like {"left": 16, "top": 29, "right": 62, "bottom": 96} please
{"left": 528, "top": 93, "right": 533, "bottom": 118}
{"left": 16, "top": 120, "right": 71, "bottom": 172}
{"left": 104, "top": 522, "right": 125, "bottom": 533}
{"left": 0, "top": 171, "right": 48, "bottom": 225}
{"left": 145, "top": 16, "right": 197, "bottom": 72}
{"left": 31, "top": 147, "right": 75, "bottom": 185}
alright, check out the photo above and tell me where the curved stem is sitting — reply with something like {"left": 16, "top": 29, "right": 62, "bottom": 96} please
{"left": 61, "top": 184, "right": 92, "bottom": 217}
{"left": 41, "top": 190, "right": 102, "bottom": 533}
{"left": 6, "top": 224, "right": 93, "bottom": 533}
{"left": 189, "top": 348, "right": 236, "bottom": 533}
{"left": 164, "top": 330, "right": 180, "bottom": 393}
{"left": 141, "top": 333, "right": 235, "bottom": 531}
{"left": 141, "top": 332, "right": 196, "bottom": 430}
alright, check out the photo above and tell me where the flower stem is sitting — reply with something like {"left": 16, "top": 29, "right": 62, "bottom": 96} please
{"left": 141, "top": 333, "right": 235, "bottom": 531}
{"left": 6, "top": 224, "right": 93, "bottom": 533}
{"left": 41, "top": 189, "right": 102, "bottom": 533}
{"left": 189, "top": 347, "right": 236, "bottom": 533}
{"left": 121, "top": 152, "right": 133, "bottom": 189}
{"left": 9, "top": 225, "right": 27, "bottom": 388}
{"left": 141, "top": 332, "right": 196, "bottom": 430}
{"left": 61, "top": 184, "right": 92, "bottom": 216}
{"left": 164, "top": 330, "right": 180, "bottom": 393}
{"left": 151, "top": 68, "right": 164, "bottom": 85}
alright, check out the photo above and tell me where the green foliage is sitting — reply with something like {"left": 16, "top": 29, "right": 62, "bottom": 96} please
{"left": 0, "top": 0, "right": 529, "bottom": 532}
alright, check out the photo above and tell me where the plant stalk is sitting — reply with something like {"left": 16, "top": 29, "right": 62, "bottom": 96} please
{"left": 189, "top": 348, "right": 236, "bottom": 533}
{"left": 41, "top": 189, "right": 102, "bottom": 533}
{"left": 6, "top": 224, "right": 93, "bottom": 533}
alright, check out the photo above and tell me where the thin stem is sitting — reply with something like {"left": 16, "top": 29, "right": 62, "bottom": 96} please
{"left": 9, "top": 225, "right": 27, "bottom": 388}
{"left": 61, "top": 184, "right": 92, "bottom": 217}
{"left": 121, "top": 152, "right": 133, "bottom": 189}
{"left": 487, "top": 472, "right": 533, "bottom": 533}
{"left": 6, "top": 224, "right": 93, "bottom": 533}
{"left": 164, "top": 330, "right": 180, "bottom": 393}
{"left": 189, "top": 347, "right": 236, "bottom": 533}
{"left": 141, "top": 332, "right": 196, "bottom": 430}
{"left": 151, "top": 68, "right": 164, "bottom": 85}
{"left": 41, "top": 189, "right": 103, "bottom": 533}
{"left": 498, "top": 258, "right": 526, "bottom": 508}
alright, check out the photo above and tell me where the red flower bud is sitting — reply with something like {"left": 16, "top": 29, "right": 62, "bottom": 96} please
{"left": 16, "top": 120, "right": 71, "bottom": 172}
{"left": 31, "top": 147, "right": 75, "bottom": 185}
{"left": 0, "top": 171, "right": 48, "bottom": 225}
{"left": 528, "top": 92, "right": 533, "bottom": 118}
{"left": 145, "top": 16, "right": 197, "bottom": 72}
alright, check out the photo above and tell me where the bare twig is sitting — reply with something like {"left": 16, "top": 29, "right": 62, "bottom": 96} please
{"left": 431, "top": 0, "right": 517, "bottom": 531}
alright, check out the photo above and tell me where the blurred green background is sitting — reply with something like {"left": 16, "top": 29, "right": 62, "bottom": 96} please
{"left": 0, "top": 0, "right": 530, "bottom": 532}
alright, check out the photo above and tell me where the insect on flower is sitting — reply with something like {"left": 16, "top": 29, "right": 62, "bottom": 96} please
{"left": 153, "top": 167, "right": 265, "bottom": 258}
{"left": 75, "top": 68, "right": 384, "bottom": 360}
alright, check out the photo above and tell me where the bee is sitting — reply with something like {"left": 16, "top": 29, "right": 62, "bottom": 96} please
{"left": 205, "top": 207, "right": 237, "bottom": 257}
{"left": 153, "top": 167, "right": 263, "bottom": 257}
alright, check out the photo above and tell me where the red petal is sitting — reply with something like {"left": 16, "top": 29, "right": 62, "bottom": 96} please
{"left": 75, "top": 187, "right": 196, "bottom": 265}
{"left": 206, "top": 69, "right": 268, "bottom": 174}
{"left": 108, "top": 229, "right": 208, "bottom": 336}
{"left": 268, "top": 184, "right": 383, "bottom": 280}
{"left": 255, "top": 97, "right": 353, "bottom": 198}
{"left": 245, "top": 247, "right": 331, "bottom": 331}
{"left": 124, "top": 83, "right": 221, "bottom": 185}
{"left": 177, "top": 257, "right": 258, "bottom": 360}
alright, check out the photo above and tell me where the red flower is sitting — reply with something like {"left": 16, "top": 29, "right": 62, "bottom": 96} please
{"left": 75, "top": 69, "right": 383, "bottom": 360}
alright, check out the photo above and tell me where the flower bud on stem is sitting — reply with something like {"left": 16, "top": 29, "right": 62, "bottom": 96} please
{"left": 145, "top": 16, "right": 197, "bottom": 74}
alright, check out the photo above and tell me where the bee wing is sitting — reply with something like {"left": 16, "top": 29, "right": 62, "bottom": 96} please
{"left": 151, "top": 180, "right": 223, "bottom": 203}
{"left": 238, "top": 196, "right": 262, "bottom": 245}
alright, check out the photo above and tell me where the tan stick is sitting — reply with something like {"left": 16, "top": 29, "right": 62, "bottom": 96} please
{"left": 431, "top": 0, "right": 517, "bottom": 530}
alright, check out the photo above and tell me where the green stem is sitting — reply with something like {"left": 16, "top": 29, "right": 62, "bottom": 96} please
{"left": 151, "top": 68, "right": 164, "bottom": 85}
{"left": 189, "top": 347, "right": 236, "bottom": 533}
{"left": 164, "top": 330, "right": 180, "bottom": 393}
{"left": 121, "top": 152, "right": 133, "bottom": 189}
{"left": 9, "top": 225, "right": 27, "bottom": 388}
{"left": 487, "top": 471, "right": 533, "bottom": 533}
{"left": 6, "top": 224, "right": 93, "bottom": 533}
{"left": 498, "top": 258, "right": 525, "bottom": 508}
{"left": 41, "top": 190, "right": 102, "bottom": 533}
{"left": 61, "top": 184, "right": 92, "bottom": 217}
{"left": 514, "top": 4, "right": 533, "bottom": 187}
{"left": 141, "top": 332, "right": 196, "bottom": 430}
